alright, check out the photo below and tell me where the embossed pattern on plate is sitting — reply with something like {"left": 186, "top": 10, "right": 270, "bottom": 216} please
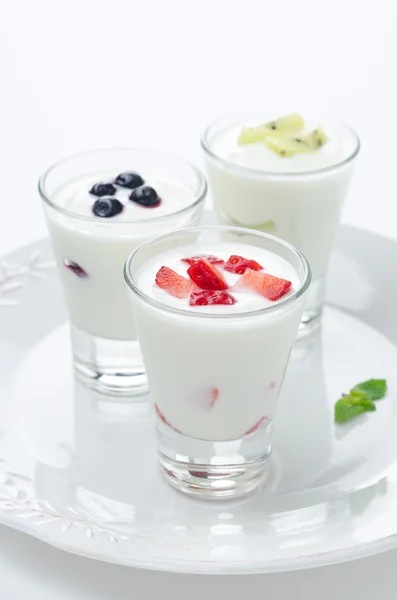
{"left": 0, "top": 226, "right": 397, "bottom": 574}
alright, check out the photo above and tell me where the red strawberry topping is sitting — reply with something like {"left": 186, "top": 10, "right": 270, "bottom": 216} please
{"left": 224, "top": 255, "right": 263, "bottom": 275}
{"left": 234, "top": 269, "right": 292, "bottom": 301}
{"left": 154, "top": 403, "right": 181, "bottom": 433}
{"left": 189, "top": 290, "right": 236, "bottom": 306}
{"left": 155, "top": 266, "right": 193, "bottom": 299}
{"left": 187, "top": 259, "right": 228, "bottom": 291}
{"left": 244, "top": 416, "right": 268, "bottom": 436}
{"left": 189, "top": 386, "right": 220, "bottom": 411}
{"left": 181, "top": 254, "right": 224, "bottom": 266}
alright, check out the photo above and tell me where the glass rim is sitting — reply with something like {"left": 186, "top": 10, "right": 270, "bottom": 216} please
{"left": 124, "top": 225, "right": 312, "bottom": 320}
{"left": 38, "top": 147, "right": 208, "bottom": 224}
{"left": 200, "top": 115, "right": 361, "bottom": 178}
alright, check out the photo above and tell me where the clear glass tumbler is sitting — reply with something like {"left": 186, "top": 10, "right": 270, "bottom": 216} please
{"left": 201, "top": 115, "right": 360, "bottom": 336}
{"left": 39, "top": 148, "right": 207, "bottom": 396}
{"left": 124, "top": 226, "right": 311, "bottom": 499}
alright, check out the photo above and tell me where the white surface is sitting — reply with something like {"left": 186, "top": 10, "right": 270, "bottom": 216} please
{"left": 0, "top": 525, "right": 395, "bottom": 600}
{"left": 1, "top": 0, "right": 397, "bottom": 597}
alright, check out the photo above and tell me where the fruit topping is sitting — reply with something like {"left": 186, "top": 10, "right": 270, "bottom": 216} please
{"left": 129, "top": 186, "right": 160, "bottom": 207}
{"left": 262, "top": 135, "right": 312, "bottom": 157}
{"left": 238, "top": 125, "right": 276, "bottom": 145}
{"left": 181, "top": 255, "right": 224, "bottom": 266}
{"left": 188, "top": 386, "right": 220, "bottom": 411}
{"left": 114, "top": 172, "right": 144, "bottom": 189}
{"left": 89, "top": 183, "right": 116, "bottom": 197}
{"left": 187, "top": 259, "right": 228, "bottom": 291}
{"left": 296, "top": 126, "right": 328, "bottom": 150}
{"left": 189, "top": 290, "right": 236, "bottom": 306}
{"left": 234, "top": 269, "right": 291, "bottom": 300}
{"left": 265, "top": 113, "right": 305, "bottom": 132}
{"left": 224, "top": 255, "right": 263, "bottom": 275}
{"left": 92, "top": 197, "right": 123, "bottom": 218}
{"left": 237, "top": 114, "right": 328, "bottom": 157}
{"left": 155, "top": 266, "right": 193, "bottom": 299}
{"left": 63, "top": 259, "right": 88, "bottom": 278}
{"left": 154, "top": 404, "right": 181, "bottom": 433}
{"left": 244, "top": 416, "right": 268, "bottom": 436}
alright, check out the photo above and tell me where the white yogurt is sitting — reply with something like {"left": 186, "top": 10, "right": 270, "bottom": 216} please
{"left": 45, "top": 173, "right": 203, "bottom": 341}
{"left": 129, "top": 242, "right": 306, "bottom": 441}
{"left": 204, "top": 120, "right": 359, "bottom": 281}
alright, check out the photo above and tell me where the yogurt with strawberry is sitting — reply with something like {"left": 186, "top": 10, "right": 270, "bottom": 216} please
{"left": 125, "top": 232, "right": 310, "bottom": 441}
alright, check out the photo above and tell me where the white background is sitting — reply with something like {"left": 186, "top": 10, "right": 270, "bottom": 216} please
{"left": 1, "top": 0, "right": 397, "bottom": 597}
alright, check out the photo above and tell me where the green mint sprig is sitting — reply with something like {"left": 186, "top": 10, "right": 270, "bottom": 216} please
{"left": 334, "top": 379, "right": 387, "bottom": 423}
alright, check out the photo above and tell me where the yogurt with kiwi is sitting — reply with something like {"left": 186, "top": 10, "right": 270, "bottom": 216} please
{"left": 202, "top": 114, "right": 359, "bottom": 283}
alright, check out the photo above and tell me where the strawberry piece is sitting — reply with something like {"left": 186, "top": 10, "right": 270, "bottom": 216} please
{"left": 181, "top": 254, "right": 224, "bottom": 266}
{"left": 155, "top": 266, "right": 193, "bottom": 299}
{"left": 189, "top": 386, "right": 219, "bottom": 411}
{"left": 224, "top": 255, "right": 263, "bottom": 275}
{"left": 234, "top": 269, "right": 291, "bottom": 301}
{"left": 189, "top": 290, "right": 236, "bottom": 306}
{"left": 187, "top": 259, "right": 228, "bottom": 291}
{"left": 244, "top": 416, "right": 268, "bottom": 436}
{"left": 154, "top": 404, "right": 181, "bottom": 433}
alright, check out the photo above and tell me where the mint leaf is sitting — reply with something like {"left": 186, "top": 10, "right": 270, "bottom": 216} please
{"left": 335, "top": 400, "right": 366, "bottom": 423}
{"left": 351, "top": 379, "right": 387, "bottom": 401}
{"left": 335, "top": 396, "right": 376, "bottom": 423}
{"left": 334, "top": 378, "right": 387, "bottom": 424}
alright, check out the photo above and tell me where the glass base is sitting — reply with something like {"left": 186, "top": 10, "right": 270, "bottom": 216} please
{"left": 298, "top": 277, "right": 324, "bottom": 339}
{"left": 71, "top": 325, "right": 148, "bottom": 397}
{"left": 157, "top": 418, "right": 273, "bottom": 500}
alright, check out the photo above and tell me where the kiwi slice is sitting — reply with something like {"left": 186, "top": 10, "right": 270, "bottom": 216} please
{"left": 264, "top": 113, "right": 305, "bottom": 133}
{"left": 296, "top": 126, "right": 328, "bottom": 151}
{"left": 253, "top": 220, "right": 276, "bottom": 233}
{"left": 238, "top": 126, "right": 273, "bottom": 145}
{"left": 227, "top": 214, "right": 276, "bottom": 233}
{"left": 310, "top": 126, "right": 328, "bottom": 148}
{"left": 262, "top": 136, "right": 298, "bottom": 157}
{"left": 237, "top": 114, "right": 328, "bottom": 157}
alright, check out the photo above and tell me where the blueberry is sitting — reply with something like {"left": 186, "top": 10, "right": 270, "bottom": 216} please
{"left": 92, "top": 197, "right": 124, "bottom": 218}
{"left": 64, "top": 259, "right": 88, "bottom": 278}
{"left": 115, "top": 172, "right": 145, "bottom": 189}
{"left": 129, "top": 186, "right": 160, "bottom": 207}
{"left": 89, "top": 183, "right": 116, "bottom": 197}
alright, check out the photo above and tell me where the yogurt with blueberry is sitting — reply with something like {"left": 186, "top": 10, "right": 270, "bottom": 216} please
{"left": 202, "top": 114, "right": 360, "bottom": 282}
{"left": 46, "top": 169, "right": 205, "bottom": 341}
{"left": 127, "top": 241, "right": 307, "bottom": 441}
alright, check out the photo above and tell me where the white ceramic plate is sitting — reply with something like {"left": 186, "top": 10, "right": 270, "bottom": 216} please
{"left": 0, "top": 225, "right": 397, "bottom": 575}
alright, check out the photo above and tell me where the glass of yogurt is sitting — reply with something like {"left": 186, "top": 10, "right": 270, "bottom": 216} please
{"left": 201, "top": 113, "right": 360, "bottom": 336}
{"left": 39, "top": 148, "right": 207, "bottom": 396}
{"left": 124, "top": 226, "right": 311, "bottom": 499}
